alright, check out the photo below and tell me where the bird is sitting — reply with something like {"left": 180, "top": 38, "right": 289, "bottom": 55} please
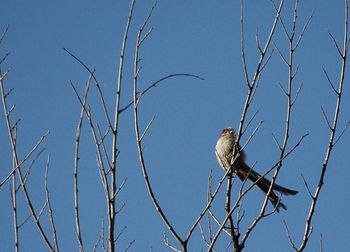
{"left": 215, "top": 127, "right": 298, "bottom": 211}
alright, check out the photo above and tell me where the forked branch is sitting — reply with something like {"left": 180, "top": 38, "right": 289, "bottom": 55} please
{"left": 297, "top": 1, "right": 349, "bottom": 251}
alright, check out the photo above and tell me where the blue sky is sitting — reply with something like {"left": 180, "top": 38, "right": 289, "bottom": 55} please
{"left": 0, "top": 0, "right": 349, "bottom": 251}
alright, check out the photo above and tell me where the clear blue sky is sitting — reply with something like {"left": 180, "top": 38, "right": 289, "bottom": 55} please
{"left": 0, "top": 0, "right": 349, "bottom": 251}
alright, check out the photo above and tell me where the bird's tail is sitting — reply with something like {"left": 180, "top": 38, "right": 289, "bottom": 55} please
{"left": 235, "top": 161, "right": 298, "bottom": 212}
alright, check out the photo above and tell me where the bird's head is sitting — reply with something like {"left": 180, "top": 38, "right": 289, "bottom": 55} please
{"left": 220, "top": 127, "right": 235, "bottom": 138}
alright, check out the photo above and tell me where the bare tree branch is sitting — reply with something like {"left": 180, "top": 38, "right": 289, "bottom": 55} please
{"left": 0, "top": 52, "right": 10, "bottom": 66}
{"left": 236, "top": 0, "right": 284, "bottom": 145}
{"left": 322, "top": 66, "right": 338, "bottom": 94}
{"left": 1, "top": 71, "right": 55, "bottom": 250}
{"left": 70, "top": 81, "right": 111, "bottom": 202}
{"left": 320, "top": 234, "right": 324, "bottom": 252}
{"left": 239, "top": 0, "right": 309, "bottom": 247}
{"left": 240, "top": 0, "right": 250, "bottom": 87}
{"left": 124, "top": 240, "right": 135, "bottom": 252}
{"left": 297, "top": 1, "right": 349, "bottom": 250}
{"left": 163, "top": 233, "right": 182, "bottom": 252}
{"left": 0, "top": 131, "right": 50, "bottom": 187}
{"left": 240, "top": 120, "right": 264, "bottom": 152}
{"left": 294, "top": 11, "right": 314, "bottom": 50}
{"left": 274, "top": 42, "right": 289, "bottom": 66}
{"left": 10, "top": 149, "right": 19, "bottom": 252}
{"left": 0, "top": 24, "right": 10, "bottom": 45}
{"left": 19, "top": 149, "right": 46, "bottom": 191}
{"left": 73, "top": 72, "right": 93, "bottom": 252}
{"left": 133, "top": 4, "right": 186, "bottom": 249}
{"left": 97, "top": 125, "right": 112, "bottom": 170}
{"left": 328, "top": 31, "right": 343, "bottom": 57}
{"left": 334, "top": 120, "right": 350, "bottom": 146}
{"left": 109, "top": 1, "right": 136, "bottom": 249}
{"left": 44, "top": 154, "right": 60, "bottom": 252}
{"left": 283, "top": 220, "right": 298, "bottom": 250}
{"left": 300, "top": 173, "right": 313, "bottom": 198}
{"left": 63, "top": 48, "right": 112, "bottom": 129}
{"left": 119, "top": 73, "right": 204, "bottom": 113}
{"left": 225, "top": 175, "right": 240, "bottom": 250}
{"left": 321, "top": 106, "right": 332, "bottom": 129}
{"left": 242, "top": 110, "right": 259, "bottom": 135}
{"left": 140, "top": 115, "right": 155, "bottom": 142}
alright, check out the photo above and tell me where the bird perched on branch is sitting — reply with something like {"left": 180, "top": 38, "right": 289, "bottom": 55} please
{"left": 215, "top": 127, "right": 298, "bottom": 211}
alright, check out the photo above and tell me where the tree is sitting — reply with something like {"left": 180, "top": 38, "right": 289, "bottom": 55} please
{"left": 0, "top": 0, "right": 349, "bottom": 251}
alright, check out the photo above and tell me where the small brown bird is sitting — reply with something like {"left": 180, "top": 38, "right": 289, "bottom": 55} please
{"left": 215, "top": 127, "right": 298, "bottom": 211}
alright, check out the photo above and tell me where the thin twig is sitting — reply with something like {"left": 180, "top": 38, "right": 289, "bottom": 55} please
{"left": 274, "top": 42, "right": 289, "bottom": 66}
{"left": 100, "top": 218, "right": 107, "bottom": 252}
{"left": 328, "top": 31, "right": 343, "bottom": 57}
{"left": 0, "top": 25, "right": 10, "bottom": 45}
{"left": 140, "top": 116, "right": 155, "bottom": 142}
{"left": 119, "top": 73, "right": 204, "bottom": 113}
{"left": 271, "top": 132, "right": 282, "bottom": 150}
{"left": 291, "top": 83, "right": 303, "bottom": 105}
{"left": 321, "top": 106, "right": 332, "bottom": 129}
{"left": 91, "top": 235, "right": 101, "bottom": 252}
{"left": 242, "top": 111, "right": 259, "bottom": 135}
{"left": 283, "top": 220, "right": 298, "bottom": 250}
{"left": 18, "top": 148, "right": 46, "bottom": 191}
{"left": 0, "top": 52, "right": 10, "bottom": 66}
{"left": 163, "top": 233, "right": 182, "bottom": 252}
{"left": 240, "top": 120, "right": 264, "bottom": 151}
{"left": 240, "top": 0, "right": 250, "bottom": 87}
{"left": 124, "top": 240, "right": 135, "bottom": 252}
{"left": 0, "top": 132, "right": 50, "bottom": 187}
{"left": 97, "top": 125, "right": 112, "bottom": 169}
{"left": 322, "top": 66, "right": 338, "bottom": 94}
{"left": 334, "top": 120, "right": 350, "bottom": 146}
{"left": 113, "top": 178, "right": 127, "bottom": 199}
{"left": 294, "top": 11, "right": 314, "bottom": 50}
{"left": 300, "top": 173, "right": 313, "bottom": 198}
{"left": 44, "top": 154, "right": 60, "bottom": 252}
